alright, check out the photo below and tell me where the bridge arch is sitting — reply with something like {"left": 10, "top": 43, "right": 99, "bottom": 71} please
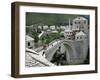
{"left": 45, "top": 40, "right": 75, "bottom": 65}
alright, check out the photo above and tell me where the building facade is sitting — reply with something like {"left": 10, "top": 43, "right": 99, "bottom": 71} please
{"left": 64, "top": 17, "right": 88, "bottom": 41}
{"left": 26, "top": 35, "right": 35, "bottom": 49}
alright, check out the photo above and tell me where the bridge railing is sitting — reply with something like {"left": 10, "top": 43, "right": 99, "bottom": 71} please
{"left": 49, "top": 38, "right": 64, "bottom": 45}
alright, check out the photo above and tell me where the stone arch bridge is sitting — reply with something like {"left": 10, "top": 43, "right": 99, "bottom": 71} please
{"left": 26, "top": 39, "right": 89, "bottom": 67}
{"left": 45, "top": 39, "right": 88, "bottom": 65}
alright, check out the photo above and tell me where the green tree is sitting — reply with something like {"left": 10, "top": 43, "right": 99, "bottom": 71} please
{"left": 34, "top": 35, "right": 39, "bottom": 43}
{"left": 26, "top": 27, "right": 29, "bottom": 34}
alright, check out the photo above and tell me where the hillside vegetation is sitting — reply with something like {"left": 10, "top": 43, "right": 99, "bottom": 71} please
{"left": 26, "top": 12, "right": 89, "bottom": 26}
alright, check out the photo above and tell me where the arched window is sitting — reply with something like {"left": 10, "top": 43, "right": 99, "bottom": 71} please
{"left": 80, "top": 36, "right": 82, "bottom": 39}
{"left": 28, "top": 42, "right": 30, "bottom": 46}
{"left": 75, "top": 21, "right": 77, "bottom": 24}
{"left": 42, "top": 51, "right": 45, "bottom": 56}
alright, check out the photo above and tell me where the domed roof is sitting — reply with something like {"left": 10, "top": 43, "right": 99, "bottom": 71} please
{"left": 76, "top": 31, "right": 86, "bottom": 36}
{"left": 73, "top": 17, "right": 87, "bottom": 21}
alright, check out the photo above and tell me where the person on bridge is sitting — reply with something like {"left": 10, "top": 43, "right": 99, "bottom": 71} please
{"left": 50, "top": 51, "right": 66, "bottom": 66}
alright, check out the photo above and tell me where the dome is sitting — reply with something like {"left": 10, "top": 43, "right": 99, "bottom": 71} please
{"left": 73, "top": 17, "right": 87, "bottom": 22}
{"left": 75, "top": 31, "right": 86, "bottom": 36}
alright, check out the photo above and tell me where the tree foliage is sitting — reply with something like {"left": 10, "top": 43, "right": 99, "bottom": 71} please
{"left": 26, "top": 12, "right": 89, "bottom": 26}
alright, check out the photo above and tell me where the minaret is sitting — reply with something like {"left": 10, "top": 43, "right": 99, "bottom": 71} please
{"left": 69, "top": 18, "right": 71, "bottom": 26}
{"left": 68, "top": 18, "right": 72, "bottom": 30}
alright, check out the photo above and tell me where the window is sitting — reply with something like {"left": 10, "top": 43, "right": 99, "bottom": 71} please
{"left": 75, "top": 21, "right": 77, "bottom": 24}
{"left": 42, "top": 51, "right": 45, "bottom": 56}
{"left": 80, "top": 36, "right": 82, "bottom": 39}
{"left": 28, "top": 42, "right": 30, "bottom": 46}
{"left": 78, "top": 17, "right": 80, "bottom": 19}
{"left": 84, "top": 21, "right": 86, "bottom": 24}
{"left": 68, "top": 38, "right": 71, "bottom": 40}
{"left": 82, "top": 26, "right": 84, "bottom": 28}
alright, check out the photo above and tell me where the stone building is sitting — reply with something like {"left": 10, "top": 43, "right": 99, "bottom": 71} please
{"left": 43, "top": 25, "right": 48, "bottom": 30}
{"left": 72, "top": 17, "right": 88, "bottom": 34}
{"left": 75, "top": 31, "right": 87, "bottom": 41}
{"left": 26, "top": 35, "right": 35, "bottom": 49}
{"left": 64, "top": 17, "right": 88, "bottom": 41}
{"left": 50, "top": 25, "right": 56, "bottom": 30}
